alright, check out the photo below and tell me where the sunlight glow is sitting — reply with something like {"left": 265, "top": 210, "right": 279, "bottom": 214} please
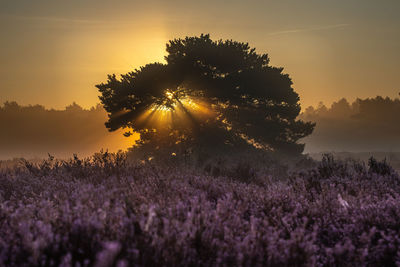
{"left": 136, "top": 91, "right": 214, "bottom": 130}
{"left": 165, "top": 91, "right": 173, "bottom": 99}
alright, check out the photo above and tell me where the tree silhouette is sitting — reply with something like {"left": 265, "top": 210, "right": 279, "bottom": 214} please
{"left": 97, "top": 34, "right": 315, "bottom": 157}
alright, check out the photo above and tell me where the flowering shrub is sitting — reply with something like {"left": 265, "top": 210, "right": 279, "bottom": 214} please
{"left": 0, "top": 153, "right": 400, "bottom": 266}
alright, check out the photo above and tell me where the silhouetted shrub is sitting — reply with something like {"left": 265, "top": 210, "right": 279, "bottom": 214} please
{"left": 368, "top": 157, "right": 394, "bottom": 176}
{"left": 318, "top": 153, "right": 349, "bottom": 178}
{"left": 20, "top": 150, "right": 128, "bottom": 180}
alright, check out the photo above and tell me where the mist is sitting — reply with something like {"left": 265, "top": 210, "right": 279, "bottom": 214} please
{"left": 300, "top": 95, "right": 400, "bottom": 153}
{"left": 0, "top": 101, "right": 135, "bottom": 160}
{"left": 1, "top": 95, "right": 399, "bottom": 160}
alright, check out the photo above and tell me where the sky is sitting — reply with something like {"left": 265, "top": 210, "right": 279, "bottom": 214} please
{"left": 0, "top": 0, "right": 399, "bottom": 109}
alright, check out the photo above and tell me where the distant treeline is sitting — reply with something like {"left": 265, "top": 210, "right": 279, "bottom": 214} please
{"left": 300, "top": 96, "right": 400, "bottom": 153}
{"left": 0, "top": 102, "right": 134, "bottom": 159}
{"left": 1, "top": 95, "right": 399, "bottom": 159}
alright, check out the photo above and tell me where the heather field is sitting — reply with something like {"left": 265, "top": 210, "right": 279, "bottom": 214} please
{"left": 0, "top": 152, "right": 399, "bottom": 266}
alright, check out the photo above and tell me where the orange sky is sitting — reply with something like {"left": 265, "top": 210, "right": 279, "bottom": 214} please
{"left": 1, "top": 0, "right": 399, "bottom": 110}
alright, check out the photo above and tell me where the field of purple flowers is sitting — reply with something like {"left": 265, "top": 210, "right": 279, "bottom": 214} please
{"left": 1, "top": 152, "right": 400, "bottom": 266}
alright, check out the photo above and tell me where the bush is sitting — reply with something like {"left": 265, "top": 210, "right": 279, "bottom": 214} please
{"left": 368, "top": 157, "right": 395, "bottom": 176}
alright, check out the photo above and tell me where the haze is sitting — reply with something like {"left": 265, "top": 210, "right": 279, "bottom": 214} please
{"left": 1, "top": 0, "right": 399, "bottom": 109}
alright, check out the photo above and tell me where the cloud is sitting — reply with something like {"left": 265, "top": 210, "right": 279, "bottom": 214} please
{"left": 5, "top": 14, "right": 104, "bottom": 24}
{"left": 269, "top": 24, "right": 349, "bottom": 36}
{"left": 1, "top": 14, "right": 152, "bottom": 30}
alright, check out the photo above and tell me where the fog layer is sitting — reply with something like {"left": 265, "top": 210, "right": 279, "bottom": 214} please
{"left": 1, "top": 95, "right": 399, "bottom": 160}
{"left": 300, "top": 96, "right": 400, "bottom": 153}
{"left": 0, "top": 102, "right": 136, "bottom": 159}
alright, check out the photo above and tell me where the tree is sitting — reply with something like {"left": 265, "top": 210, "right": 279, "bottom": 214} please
{"left": 96, "top": 34, "right": 315, "bottom": 158}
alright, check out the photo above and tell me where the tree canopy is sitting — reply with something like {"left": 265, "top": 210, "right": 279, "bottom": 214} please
{"left": 97, "top": 34, "right": 315, "bottom": 157}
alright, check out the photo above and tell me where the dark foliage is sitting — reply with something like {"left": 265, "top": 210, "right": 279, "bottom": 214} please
{"left": 97, "top": 34, "right": 315, "bottom": 158}
{"left": 368, "top": 157, "right": 395, "bottom": 176}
